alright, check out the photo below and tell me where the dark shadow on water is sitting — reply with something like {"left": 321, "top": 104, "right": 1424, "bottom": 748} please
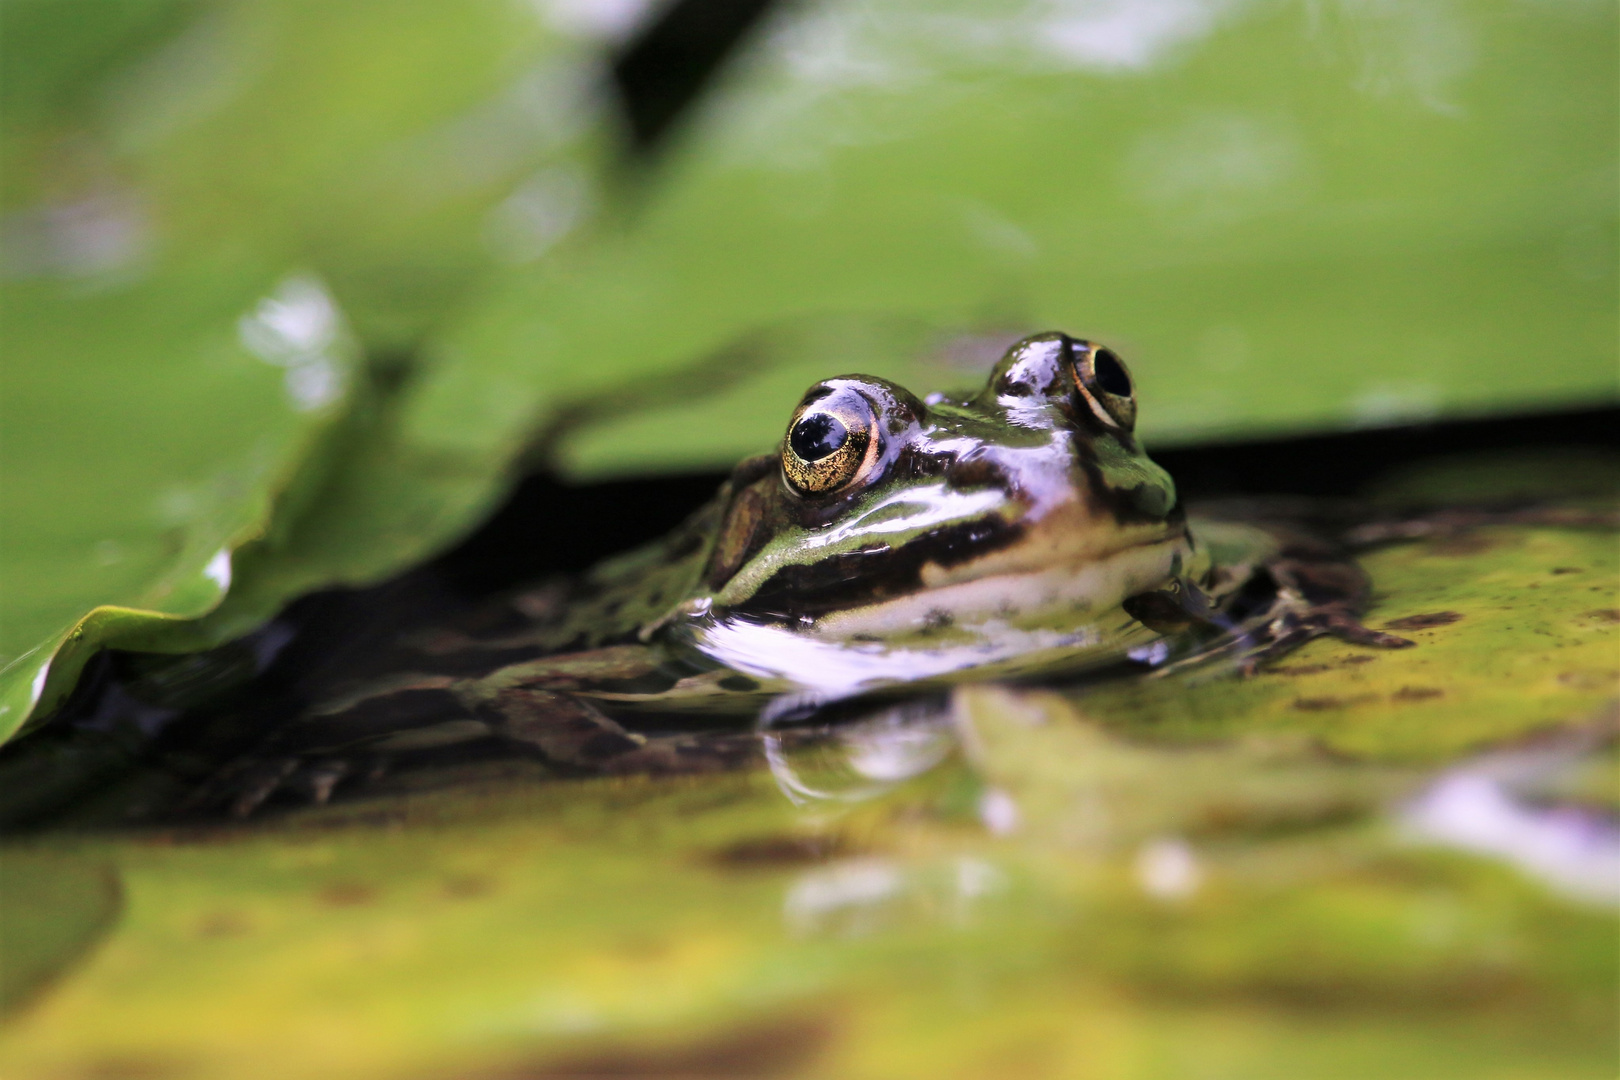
{"left": 1150, "top": 405, "right": 1619, "bottom": 499}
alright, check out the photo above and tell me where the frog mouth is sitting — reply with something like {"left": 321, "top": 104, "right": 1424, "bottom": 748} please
{"left": 807, "top": 528, "right": 1191, "bottom": 642}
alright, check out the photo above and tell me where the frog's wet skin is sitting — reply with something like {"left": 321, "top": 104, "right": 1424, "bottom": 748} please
{"left": 186, "top": 333, "right": 1417, "bottom": 815}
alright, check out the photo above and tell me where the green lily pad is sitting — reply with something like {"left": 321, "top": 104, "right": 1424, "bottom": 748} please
{"left": 440, "top": 0, "right": 1617, "bottom": 482}
{"left": 0, "top": 267, "right": 356, "bottom": 741}
{"left": 0, "top": 0, "right": 604, "bottom": 738}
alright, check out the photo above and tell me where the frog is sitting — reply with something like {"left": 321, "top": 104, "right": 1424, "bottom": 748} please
{"left": 158, "top": 331, "right": 1422, "bottom": 816}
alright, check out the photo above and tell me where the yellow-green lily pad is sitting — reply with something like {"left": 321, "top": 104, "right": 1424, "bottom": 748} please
{"left": 1080, "top": 525, "right": 1619, "bottom": 760}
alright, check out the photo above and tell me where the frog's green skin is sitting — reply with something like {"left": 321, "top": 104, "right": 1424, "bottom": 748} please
{"left": 189, "top": 333, "right": 1406, "bottom": 815}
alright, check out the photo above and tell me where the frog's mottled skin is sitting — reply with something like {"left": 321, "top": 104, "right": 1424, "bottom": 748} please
{"left": 189, "top": 333, "right": 1410, "bottom": 815}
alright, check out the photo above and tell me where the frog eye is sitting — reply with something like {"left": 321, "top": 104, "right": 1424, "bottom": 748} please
{"left": 782, "top": 392, "right": 880, "bottom": 495}
{"left": 1070, "top": 342, "right": 1138, "bottom": 431}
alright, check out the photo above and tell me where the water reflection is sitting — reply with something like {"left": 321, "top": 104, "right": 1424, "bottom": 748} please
{"left": 764, "top": 698, "right": 956, "bottom": 805}
{"left": 783, "top": 859, "right": 901, "bottom": 934}
{"left": 1132, "top": 836, "right": 1201, "bottom": 901}
{"left": 237, "top": 275, "right": 350, "bottom": 413}
{"left": 1402, "top": 739, "right": 1620, "bottom": 908}
{"left": 534, "top": 0, "right": 664, "bottom": 43}
{"left": 771, "top": 0, "right": 1245, "bottom": 87}
{"left": 744, "top": 0, "right": 1254, "bottom": 169}
{"left": 783, "top": 855, "right": 1007, "bottom": 936}
{"left": 977, "top": 786, "right": 1021, "bottom": 835}
{"left": 765, "top": 681, "right": 1619, "bottom": 916}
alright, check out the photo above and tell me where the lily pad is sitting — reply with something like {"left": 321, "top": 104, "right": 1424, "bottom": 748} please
{"left": 0, "top": 0, "right": 606, "bottom": 738}
{"left": 0, "top": 266, "right": 356, "bottom": 741}
{"left": 0, "top": 851, "right": 121, "bottom": 1016}
{"left": 1079, "top": 525, "right": 1620, "bottom": 760}
{"left": 0, "top": 715, "right": 1611, "bottom": 1077}
{"left": 440, "top": 0, "right": 1618, "bottom": 482}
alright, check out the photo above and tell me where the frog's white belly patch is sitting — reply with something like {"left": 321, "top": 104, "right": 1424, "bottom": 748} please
{"left": 688, "top": 613, "right": 1149, "bottom": 701}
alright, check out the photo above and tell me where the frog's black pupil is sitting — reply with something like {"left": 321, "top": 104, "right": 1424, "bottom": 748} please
{"left": 791, "top": 413, "right": 848, "bottom": 461}
{"left": 1093, "top": 349, "right": 1131, "bottom": 396}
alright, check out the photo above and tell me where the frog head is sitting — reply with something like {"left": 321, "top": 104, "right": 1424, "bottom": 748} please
{"left": 691, "top": 332, "right": 1191, "bottom": 646}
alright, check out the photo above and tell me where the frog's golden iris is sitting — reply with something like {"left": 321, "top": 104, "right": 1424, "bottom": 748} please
{"left": 780, "top": 383, "right": 881, "bottom": 495}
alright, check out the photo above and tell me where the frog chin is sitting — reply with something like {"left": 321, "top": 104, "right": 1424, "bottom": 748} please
{"left": 808, "top": 530, "right": 1191, "bottom": 643}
